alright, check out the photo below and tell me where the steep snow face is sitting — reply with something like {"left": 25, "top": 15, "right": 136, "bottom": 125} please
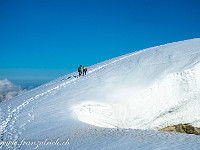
{"left": 73, "top": 38, "right": 200, "bottom": 129}
{"left": 74, "top": 64, "right": 200, "bottom": 129}
{"left": 1, "top": 38, "right": 200, "bottom": 149}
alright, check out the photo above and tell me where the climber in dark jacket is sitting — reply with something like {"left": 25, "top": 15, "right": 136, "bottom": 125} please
{"left": 78, "top": 65, "right": 82, "bottom": 77}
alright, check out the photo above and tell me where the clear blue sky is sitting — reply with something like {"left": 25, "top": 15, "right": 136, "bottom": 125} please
{"left": 0, "top": 0, "right": 200, "bottom": 81}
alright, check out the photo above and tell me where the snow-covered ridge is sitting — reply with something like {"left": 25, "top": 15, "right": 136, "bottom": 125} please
{"left": 73, "top": 38, "right": 200, "bottom": 130}
{"left": 1, "top": 38, "right": 200, "bottom": 149}
{"left": 74, "top": 63, "right": 200, "bottom": 129}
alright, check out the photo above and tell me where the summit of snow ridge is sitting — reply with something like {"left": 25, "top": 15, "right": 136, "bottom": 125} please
{"left": 1, "top": 38, "right": 200, "bottom": 150}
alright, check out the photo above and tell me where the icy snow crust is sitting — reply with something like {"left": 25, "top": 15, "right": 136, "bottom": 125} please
{"left": 1, "top": 38, "right": 200, "bottom": 149}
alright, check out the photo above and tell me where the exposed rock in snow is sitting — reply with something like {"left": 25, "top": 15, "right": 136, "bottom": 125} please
{"left": 159, "top": 124, "right": 200, "bottom": 135}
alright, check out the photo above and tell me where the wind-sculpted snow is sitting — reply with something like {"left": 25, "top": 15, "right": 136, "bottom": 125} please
{"left": 73, "top": 38, "right": 200, "bottom": 130}
{"left": 1, "top": 38, "right": 200, "bottom": 149}
{"left": 74, "top": 64, "right": 200, "bottom": 129}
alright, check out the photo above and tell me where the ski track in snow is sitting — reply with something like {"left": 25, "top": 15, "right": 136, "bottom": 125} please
{"left": 0, "top": 47, "right": 150, "bottom": 144}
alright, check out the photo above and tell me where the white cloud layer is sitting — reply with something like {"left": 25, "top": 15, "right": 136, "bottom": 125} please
{"left": 0, "top": 79, "right": 27, "bottom": 102}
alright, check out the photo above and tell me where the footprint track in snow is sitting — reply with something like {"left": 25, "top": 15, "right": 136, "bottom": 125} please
{"left": 1, "top": 48, "right": 149, "bottom": 146}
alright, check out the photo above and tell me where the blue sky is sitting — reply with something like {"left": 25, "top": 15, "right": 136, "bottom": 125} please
{"left": 0, "top": 0, "right": 200, "bottom": 82}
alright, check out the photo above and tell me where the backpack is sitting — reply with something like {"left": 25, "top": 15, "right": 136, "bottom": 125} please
{"left": 78, "top": 67, "right": 82, "bottom": 72}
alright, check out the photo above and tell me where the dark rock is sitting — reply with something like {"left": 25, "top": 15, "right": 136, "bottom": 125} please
{"left": 159, "top": 124, "right": 200, "bottom": 135}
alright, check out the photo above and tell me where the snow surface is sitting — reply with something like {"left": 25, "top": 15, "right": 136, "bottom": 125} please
{"left": 1, "top": 38, "right": 200, "bottom": 149}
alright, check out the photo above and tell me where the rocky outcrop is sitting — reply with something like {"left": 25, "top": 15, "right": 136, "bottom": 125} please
{"left": 159, "top": 124, "right": 200, "bottom": 135}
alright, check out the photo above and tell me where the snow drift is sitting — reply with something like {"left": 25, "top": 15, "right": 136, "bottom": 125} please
{"left": 74, "top": 38, "right": 200, "bottom": 130}
{"left": 1, "top": 38, "right": 200, "bottom": 149}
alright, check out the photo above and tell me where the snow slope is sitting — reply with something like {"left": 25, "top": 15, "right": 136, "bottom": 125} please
{"left": 1, "top": 38, "right": 200, "bottom": 149}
